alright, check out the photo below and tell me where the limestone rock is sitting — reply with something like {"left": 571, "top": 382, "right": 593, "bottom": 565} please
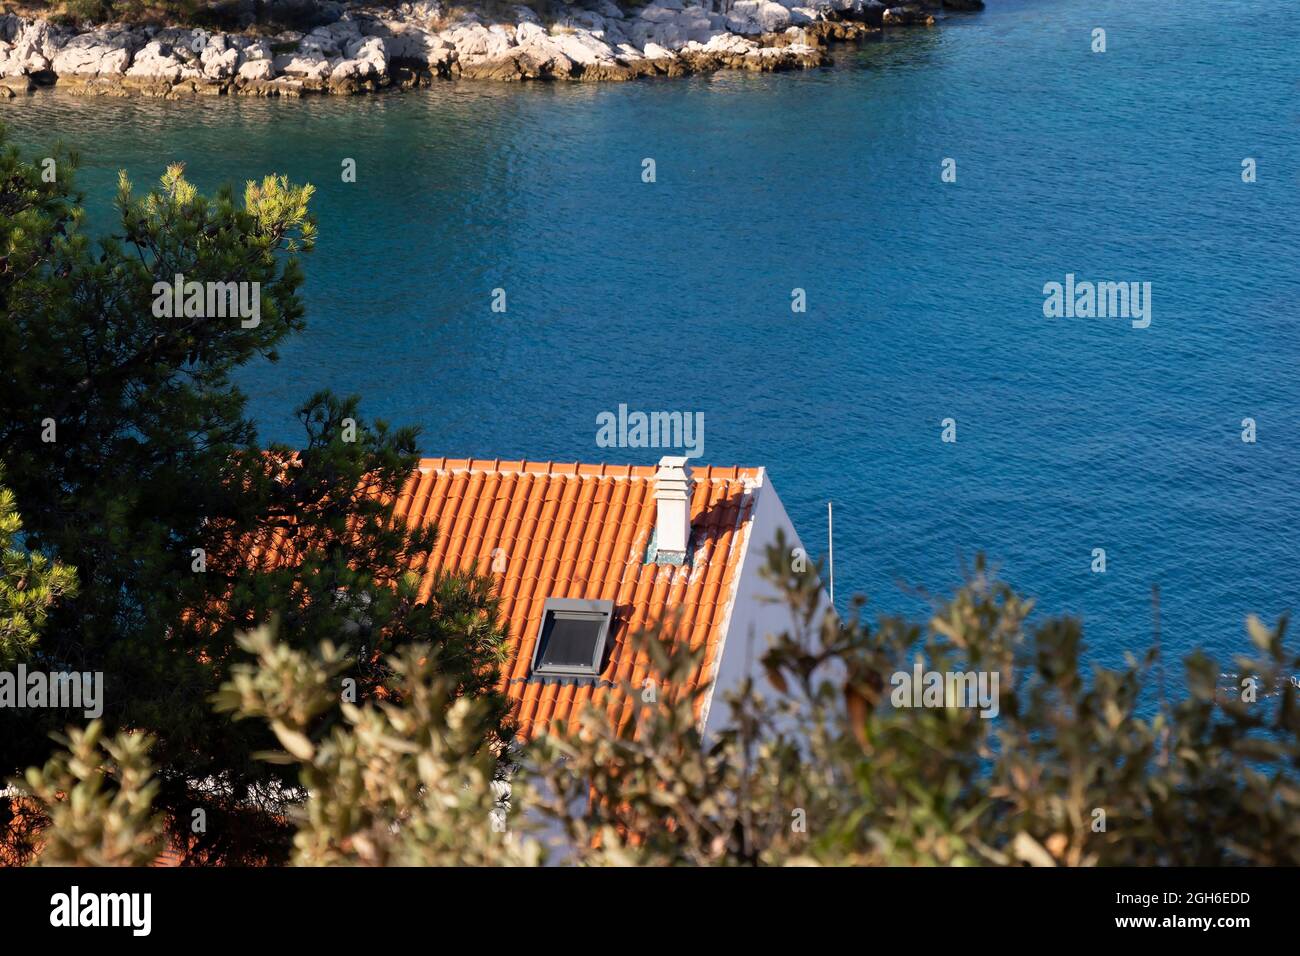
{"left": 268, "top": 77, "right": 304, "bottom": 97}
{"left": 271, "top": 51, "right": 333, "bottom": 80}
{"left": 726, "top": 0, "right": 791, "bottom": 34}
{"left": 241, "top": 39, "right": 273, "bottom": 61}
{"left": 549, "top": 29, "right": 617, "bottom": 66}
{"left": 9, "top": 0, "right": 974, "bottom": 96}
{"left": 200, "top": 42, "right": 241, "bottom": 79}
{"left": 444, "top": 22, "right": 515, "bottom": 63}
{"left": 514, "top": 21, "right": 546, "bottom": 46}
{"left": 379, "top": 24, "right": 453, "bottom": 70}
{"left": 237, "top": 57, "right": 275, "bottom": 81}
{"left": 344, "top": 35, "right": 388, "bottom": 70}
{"left": 2, "top": 18, "right": 57, "bottom": 75}
{"left": 700, "top": 32, "right": 757, "bottom": 56}
{"left": 125, "top": 41, "right": 187, "bottom": 83}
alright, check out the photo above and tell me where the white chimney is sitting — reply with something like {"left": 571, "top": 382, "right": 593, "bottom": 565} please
{"left": 654, "top": 455, "right": 692, "bottom": 565}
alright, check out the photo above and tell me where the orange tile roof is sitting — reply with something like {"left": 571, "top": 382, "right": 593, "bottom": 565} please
{"left": 392, "top": 459, "right": 762, "bottom": 741}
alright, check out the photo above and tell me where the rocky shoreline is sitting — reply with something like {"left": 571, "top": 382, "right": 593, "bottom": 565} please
{"left": 0, "top": 0, "right": 982, "bottom": 99}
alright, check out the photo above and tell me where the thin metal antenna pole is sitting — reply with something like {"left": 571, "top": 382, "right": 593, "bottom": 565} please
{"left": 828, "top": 501, "right": 834, "bottom": 608}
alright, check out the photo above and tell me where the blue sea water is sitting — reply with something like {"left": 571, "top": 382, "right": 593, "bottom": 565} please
{"left": 3, "top": 0, "right": 1297, "bottom": 670}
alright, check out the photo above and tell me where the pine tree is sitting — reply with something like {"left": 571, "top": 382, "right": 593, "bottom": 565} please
{"left": 0, "top": 471, "right": 77, "bottom": 663}
{"left": 0, "top": 125, "right": 511, "bottom": 864}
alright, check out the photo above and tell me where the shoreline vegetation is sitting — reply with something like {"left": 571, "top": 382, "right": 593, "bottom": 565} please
{"left": 0, "top": 0, "right": 983, "bottom": 99}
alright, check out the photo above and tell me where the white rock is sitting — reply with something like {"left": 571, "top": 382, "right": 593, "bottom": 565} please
{"left": 4, "top": 19, "right": 55, "bottom": 74}
{"left": 701, "top": 31, "right": 757, "bottom": 54}
{"left": 271, "top": 52, "right": 333, "bottom": 80}
{"left": 444, "top": 22, "right": 514, "bottom": 62}
{"left": 727, "top": 0, "right": 791, "bottom": 33}
{"left": 147, "top": 30, "right": 200, "bottom": 64}
{"left": 515, "top": 25, "right": 593, "bottom": 68}
{"left": 329, "top": 56, "right": 374, "bottom": 80}
{"left": 16, "top": 19, "right": 57, "bottom": 60}
{"left": 515, "top": 21, "right": 546, "bottom": 45}
{"left": 382, "top": 26, "right": 452, "bottom": 66}
{"left": 344, "top": 34, "right": 388, "bottom": 71}
{"left": 642, "top": 41, "right": 675, "bottom": 59}
{"left": 237, "top": 57, "right": 274, "bottom": 80}
{"left": 549, "top": 29, "right": 615, "bottom": 65}
{"left": 200, "top": 42, "right": 240, "bottom": 79}
{"left": 242, "top": 39, "right": 272, "bottom": 61}
{"left": 0, "top": 43, "right": 43, "bottom": 76}
{"left": 125, "top": 41, "right": 186, "bottom": 82}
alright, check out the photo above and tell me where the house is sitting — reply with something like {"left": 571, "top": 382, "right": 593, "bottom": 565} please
{"left": 387, "top": 455, "right": 829, "bottom": 741}
{"left": 2, "top": 454, "right": 829, "bottom": 866}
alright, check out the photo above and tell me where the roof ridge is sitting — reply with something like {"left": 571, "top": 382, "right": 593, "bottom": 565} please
{"left": 416, "top": 457, "right": 762, "bottom": 481}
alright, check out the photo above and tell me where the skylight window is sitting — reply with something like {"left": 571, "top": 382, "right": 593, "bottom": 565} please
{"left": 529, "top": 598, "right": 615, "bottom": 681}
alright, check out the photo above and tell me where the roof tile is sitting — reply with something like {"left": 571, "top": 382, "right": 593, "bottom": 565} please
{"left": 389, "top": 459, "right": 758, "bottom": 741}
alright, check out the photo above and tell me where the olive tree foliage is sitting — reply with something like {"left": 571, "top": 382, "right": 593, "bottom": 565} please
{"left": 16, "top": 623, "right": 538, "bottom": 866}
{"left": 15, "top": 722, "right": 163, "bottom": 867}
{"left": 209, "top": 624, "right": 541, "bottom": 866}
{"left": 528, "top": 534, "right": 1299, "bottom": 866}
{"left": 20, "top": 535, "right": 1300, "bottom": 865}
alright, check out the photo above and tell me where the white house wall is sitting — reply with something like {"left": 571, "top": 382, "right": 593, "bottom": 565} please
{"left": 700, "top": 470, "right": 834, "bottom": 741}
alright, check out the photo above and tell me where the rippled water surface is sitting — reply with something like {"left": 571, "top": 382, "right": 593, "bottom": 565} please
{"left": 4, "top": 0, "right": 1297, "bottom": 666}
